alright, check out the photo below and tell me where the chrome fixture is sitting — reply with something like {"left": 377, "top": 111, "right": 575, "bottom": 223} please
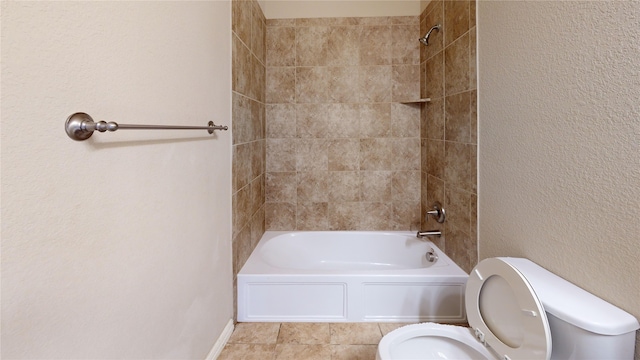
{"left": 65, "top": 112, "right": 228, "bottom": 141}
{"left": 426, "top": 201, "right": 446, "bottom": 223}
{"left": 417, "top": 202, "right": 445, "bottom": 238}
{"left": 417, "top": 230, "right": 441, "bottom": 238}
{"left": 425, "top": 248, "right": 438, "bottom": 263}
{"left": 419, "top": 24, "right": 441, "bottom": 46}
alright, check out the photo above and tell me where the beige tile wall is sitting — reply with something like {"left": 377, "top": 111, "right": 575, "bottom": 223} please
{"left": 420, "top": 0, "right": 477, "bottom": 272}
{"left": 265, "top": 16, "right": 423, "bottom": 231}
{"left": 243, "top": 2, "right": 478, "bottom": 276}
{"left": 232, "top": 0, "right": 266, "bottom": 316}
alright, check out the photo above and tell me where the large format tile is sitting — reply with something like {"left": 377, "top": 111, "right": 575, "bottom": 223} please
{"left": 296, "top": 202, "right": 329, "bottom": 230}
{"left": 328, "top": 139, "right": 360, "bottom": 171}
{"left": 392, "top": 64, "right": 421, "bottom": 102}
{"left": 228, "top": 323, "right": 281, "bottom": 344}
{"left": 331, "top": 344, "right": 378, "bottom": 360}
{"left": 445, "top": 91, "right": 471, "bottom": 143}
{"left": 265, "top": 172, "right": 297, "bottom": 203}
{"left": 378, "top": 323, "right": 412, "bottom": 336}
{"left": 359, "top": 103, "right": 391, "bottom": 138}
{"left": 218, "top": 344, "right": 276, "bottom": 360}
{"left": 330, "top": 323, "right": 382, "bottom": 345}
{"left": 265, "top": 202, "right": 296, "bottom": 230}
{"left": 444, "top": 141, "right": 473, "bottom": 193}
{"left": 275, "top": 344, "right": 332, "bottom": 360}
{"left": 360, "top": 202, "right": 392, "bottom": 230}
{"left": 444, "top": 0, "right": 470, "bottom": 46}
{"left": 444, "top": 32, "right": 470, "bottom": 96}
{"left": 266, "top": 26, "right": 295, "bottom": 67}
{"left": 360, "top": 25, "right": 392, "bottom": 66}
{"left": 422, "top": 1, "right": 444, "bottom": 61}
{"left": 359, "top": 171, "right": 393, "bottom": 202}
{"left": 328, "top": 171, "right": 361, "bottom": 202}
{"left": 328, "top": 202, "right": 363, "bottom": 230}
{"left": 277, "top": 323, "right": 331, "bottom": 344}
{"left": 392, "top": 24, "right": 420, "bottom": 65}
{"left": 358, "top": 66, "right": 392, "bottom": 103}
{"left": 424, "top": 52, "right": 444, "bottom": 99}
{"left": 391, "top": 201, "right": 421, "bottom": 230}
{"left": 266, "top": 67, "right": 295, "bottom": 104}
{"left": 266, "top": 139, "right": 296, "bottom": 172}
{"left": 391, "top": 103, "right": 420, "bottom": 138}
{"left": 266, "top": 104, "right": 296, "bottom": 139}
{"left": 424, "top": 97, "right": 445, "bottom": 140}
{"left": 296, "top": 26, "right": 332, "bottom": 66}
{"left": 297, "top": 171, "right": 330, "bottom": 202}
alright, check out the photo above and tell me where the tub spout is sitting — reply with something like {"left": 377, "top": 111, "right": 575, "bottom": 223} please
{"left": 417, "top": 230, "right": 441, "bottom": 238}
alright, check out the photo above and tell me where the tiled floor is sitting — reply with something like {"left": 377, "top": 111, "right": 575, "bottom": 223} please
{"left": 218, "top": 322, "right": 410, "bottom": 360}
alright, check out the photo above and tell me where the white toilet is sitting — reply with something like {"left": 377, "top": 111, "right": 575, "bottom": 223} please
{"left": 377, "top": 257, "right": 639, "bottom": 360}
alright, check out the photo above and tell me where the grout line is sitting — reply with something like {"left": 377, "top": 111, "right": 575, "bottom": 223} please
{"left": 275, "top": 322, "right": 282, "bottom": 345}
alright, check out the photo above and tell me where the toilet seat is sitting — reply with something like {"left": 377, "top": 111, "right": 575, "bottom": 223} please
{"left": 377, "top": 323, "right": 495, "bottom": 360}
{"left": 466, "top": 258, "right": 552, "bottom": 360}
{"left": 377, "top": 257, "right": 553, "bottom": 360}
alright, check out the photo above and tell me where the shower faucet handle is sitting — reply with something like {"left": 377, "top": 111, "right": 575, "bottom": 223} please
{"left": 426, "top": 202, "right": 446, "bottom": 223}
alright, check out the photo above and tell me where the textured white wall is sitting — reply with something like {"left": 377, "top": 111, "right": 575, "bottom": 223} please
{"left": 477, "top": 1, "right": 640, "bottom": 356}
{"left": 1, "top": 1, "right": 233, "bottom": 358}
{"left": 259, "top": 0, "right": 421, "bottom": 19}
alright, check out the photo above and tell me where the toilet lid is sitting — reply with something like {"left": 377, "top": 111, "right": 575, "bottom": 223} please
{"left": 466, "top": 258, "right": 552, "bottom": 360}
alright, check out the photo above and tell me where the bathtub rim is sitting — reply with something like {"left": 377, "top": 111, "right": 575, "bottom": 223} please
{"left": 238, "top": 230, "right": 468, "bottom": 277}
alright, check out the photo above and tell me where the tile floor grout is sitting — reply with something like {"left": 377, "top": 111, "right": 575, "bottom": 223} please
{"left": 218, "top": 322, "right": 411, "bottom": 359}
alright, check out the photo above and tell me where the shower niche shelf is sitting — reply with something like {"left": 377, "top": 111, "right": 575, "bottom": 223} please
{"left": 399, "top": 98, "right": 431, "bottom": 104}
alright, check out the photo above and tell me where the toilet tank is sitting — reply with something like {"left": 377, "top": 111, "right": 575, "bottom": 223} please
{"left": 501, "top": 258, "right": 639, "bottom": 360}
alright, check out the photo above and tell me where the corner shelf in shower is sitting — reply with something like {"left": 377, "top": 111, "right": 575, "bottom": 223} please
{"left": 399, "top": 98, "right": 431, "bottom": 104}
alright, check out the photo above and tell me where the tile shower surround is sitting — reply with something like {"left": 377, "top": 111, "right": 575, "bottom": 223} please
{"left": 263, "top": 8, "right": 478, "bottom": 273}
{"left": 420, "top": 0, "right": 478, "bottom": 273}
{"left": 233, "top": 0, "right": 479, "bottom": 317}
{"left": 232, "top": 0, "right": 266, "bottom": 319}
{"left": 265, "top": 16, "right": 424, "bottom": 232}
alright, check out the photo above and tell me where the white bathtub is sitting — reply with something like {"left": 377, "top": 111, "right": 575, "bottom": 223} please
{"left": 237, "top": 231, "right": 468, "bottom": 323}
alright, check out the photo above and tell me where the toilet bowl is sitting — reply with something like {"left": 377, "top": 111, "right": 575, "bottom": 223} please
{"left": 378, "top": 323, "right": 495, "bottom": 359}
{"left": 377, "top": 257, "right": 639, "bottom": 360}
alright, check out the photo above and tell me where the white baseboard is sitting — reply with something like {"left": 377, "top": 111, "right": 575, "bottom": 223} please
{"left": 205, "top": 319, "right": 234, "bottom": 360}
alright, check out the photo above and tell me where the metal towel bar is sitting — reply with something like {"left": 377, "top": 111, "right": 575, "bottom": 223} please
{"left": 65, "top": 112, "right": 228, "bottom": 141}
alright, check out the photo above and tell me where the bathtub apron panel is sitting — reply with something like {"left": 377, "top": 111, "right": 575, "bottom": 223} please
{"left": 237, "top": 231, "right": 469, "bottom": 323}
